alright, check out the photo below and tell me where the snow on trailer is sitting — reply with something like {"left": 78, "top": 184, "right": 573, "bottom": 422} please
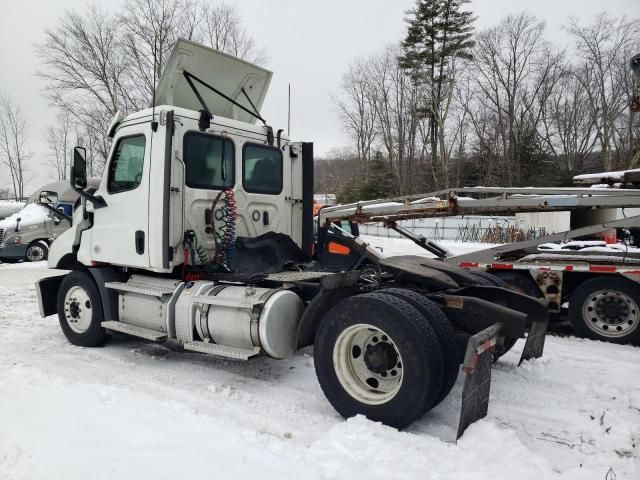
{"left": 34, "top": 38, "right": 550, "bottom": 440}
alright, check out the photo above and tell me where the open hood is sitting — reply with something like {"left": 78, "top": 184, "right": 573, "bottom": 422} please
{"left": 155, "top": 39, "right": 272, "bottom": 124}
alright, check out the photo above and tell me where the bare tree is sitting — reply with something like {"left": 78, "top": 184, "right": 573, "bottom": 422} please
{"left": 0, "top": 95, "right": 30, "bottom": 200}
{"left": 539, "top": 64, "right": 598, "bottom": 173}
{"left": 567, "top": 14, "right": 640, "bottom": 170}
{"left": 120, "top": 0, "right": 189, "bottom": 107}
{"left": 200, "top": 1, "right": 267, "bottom": 64}
{"left": 45, "top": 111, "right": 74, "bottom": 180}
{"left": 471, "top": 12, "right": 564, "bottom": 184}
{"left": 370, "top": 47, "right": 420, "bottom": 194}
{"left": 335, "top": 58, "right": 378, "bottom": 169}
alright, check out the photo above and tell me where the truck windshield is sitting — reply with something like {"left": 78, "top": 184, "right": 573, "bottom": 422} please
{"left": 184, "top": 132, "right": 234, "bottom": 190}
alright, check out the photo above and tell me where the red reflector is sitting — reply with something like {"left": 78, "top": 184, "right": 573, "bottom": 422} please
{"left": 589, "top": 265, "right": 616, "bottom": 273}
{"left": 459, "top": 262, "right": 479, "bottom": 268}
{"left": 490, "top": 263, "right": 513, "bottom": 270}
{"left": 564, "top": 265, "right": 574, "bottom": 271}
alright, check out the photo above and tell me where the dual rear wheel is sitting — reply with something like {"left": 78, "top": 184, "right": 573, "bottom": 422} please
{"left": 314, "top": 289, "right": 460, "bottom": 429}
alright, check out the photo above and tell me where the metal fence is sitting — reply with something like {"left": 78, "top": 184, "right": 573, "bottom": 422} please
{"left": 359, "top": 216, "right": 547, "bottom": 243}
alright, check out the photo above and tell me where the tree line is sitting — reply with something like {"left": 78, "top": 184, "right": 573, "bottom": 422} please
{"left": 318, "top": 1, "right": 640, "bottom": 202}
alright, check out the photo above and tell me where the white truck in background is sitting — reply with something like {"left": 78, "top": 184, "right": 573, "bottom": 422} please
{"left": 0, "top": 180, "right": 80, "bottom": 262}
{"left": 35, "top": 39, "right": 548, "bottom": 439}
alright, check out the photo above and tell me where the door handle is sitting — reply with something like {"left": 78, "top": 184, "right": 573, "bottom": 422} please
{"left": 135, "top": 231, "right": 145, "bottom": 255}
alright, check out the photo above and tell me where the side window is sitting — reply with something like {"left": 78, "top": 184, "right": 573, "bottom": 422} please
{"left": 107, "top": 135, "right": 146, "bottom": 194}
{"left": 242, "top": 144, "right": 283, "bottom": 195}
{"left": 183, "top": 132, "right": 235, "bottom": 190}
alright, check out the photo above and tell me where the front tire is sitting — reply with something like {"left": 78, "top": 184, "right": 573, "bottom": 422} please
{"left": 569, "top": 276, "right": 640, "bottom": 345}
{"left": 57, "top": 270, "right": 107, "bottom": 347}
{"left": 25, "top": 241, "right": 48, "bottom": 262}
{"left": 314, "top": 292, "right": 444, "bottom": 429}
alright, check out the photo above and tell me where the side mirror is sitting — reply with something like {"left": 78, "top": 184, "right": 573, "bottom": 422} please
{"left": 15, "top": 217, "right": 21, "bottom": 232}
{"left": 71, "top": 146, "right": 88, "bottom": 189}
{"left": 631, "top": 53, "right": 640, "bottom": 78}
{"left": 39, "top": 190, "right": 59, "bottom": 205}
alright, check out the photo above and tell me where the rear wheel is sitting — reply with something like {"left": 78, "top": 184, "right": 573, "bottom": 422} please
{"left": 314, "top": 292, "right": 444, "bottom": 429}
{"left": 569, "top": 277, "right": 640, "bottom": 345}
{"left": 57, "top": 270, "right": 107, "bottom": 347}
{"left": 25, "top": 241, "right": 48, "bottom": 262}
{"left": 381, "top": 288, "right": 460, "bottom": 406}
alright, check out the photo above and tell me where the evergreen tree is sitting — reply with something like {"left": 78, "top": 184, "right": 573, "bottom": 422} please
{"left": 400, "top": 0, "right": 475, "bottom": 187}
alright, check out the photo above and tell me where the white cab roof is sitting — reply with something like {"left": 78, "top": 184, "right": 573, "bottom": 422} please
{"left": 155, "top": 39, "right": 272, "bottom": 125}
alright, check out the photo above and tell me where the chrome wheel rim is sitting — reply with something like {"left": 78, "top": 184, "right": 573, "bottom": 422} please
{"left": 333, "top": 324, "right": 403, "bottom": 405}
{"left": 64, "top": 286, "right": 93, "bottom": 334}
{"left": 26, "top": 245, "right": 45, "bottom": 262}
{"left": 582, "top": 289, "right": 640, "bottom": 338}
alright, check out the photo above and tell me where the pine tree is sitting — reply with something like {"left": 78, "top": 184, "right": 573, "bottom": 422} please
{"left": 400, "top": 0, "right": 475, "bottom": 187}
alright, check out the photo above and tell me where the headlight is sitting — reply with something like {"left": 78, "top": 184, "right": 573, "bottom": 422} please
{"left": 7, "top": 235, "right": 21, "bottom": 245}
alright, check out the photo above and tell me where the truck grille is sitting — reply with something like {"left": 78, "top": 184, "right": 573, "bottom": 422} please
{"left": 0, "top": 227, "right": 4, "bottom": 247}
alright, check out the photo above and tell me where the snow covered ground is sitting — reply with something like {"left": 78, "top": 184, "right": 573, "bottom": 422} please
{"left": 1, "top": 261, "right": 639, "bottom": 479}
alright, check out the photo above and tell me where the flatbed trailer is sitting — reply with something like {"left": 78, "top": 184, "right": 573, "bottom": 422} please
{"left": 319, "top": 186, "right": 640, "bottom": 345}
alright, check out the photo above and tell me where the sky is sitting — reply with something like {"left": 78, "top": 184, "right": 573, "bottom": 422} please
{"left": 0, "top": 0, "right": 639, "bottom": 195}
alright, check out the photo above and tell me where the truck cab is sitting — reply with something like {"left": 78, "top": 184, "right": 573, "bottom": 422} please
{"left": 49, "top": 40, "right": 313, "bottom": 273}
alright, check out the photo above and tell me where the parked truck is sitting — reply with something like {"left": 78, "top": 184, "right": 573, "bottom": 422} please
{"left": 0, "top": 180, "right": 79, "bottom": 262}
{"left": 35, "top": 39, "right": 547, "bottom": 438}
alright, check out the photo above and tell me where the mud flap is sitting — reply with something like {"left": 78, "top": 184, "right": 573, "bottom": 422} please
{"left": 456, "top": 323, "right": 501, "bottom": 440}
{"left": 519, "top": 317, "right": 548, "bottom": 365}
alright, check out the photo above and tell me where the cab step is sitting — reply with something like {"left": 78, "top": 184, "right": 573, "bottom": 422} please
{"left": 101, "top": 320, "right": 168, "bottom": 342}
{"left": 105, "top": 281, "right": 176, "bottom": 297}
{"left": 183, "top": 341, "right": 261, "bottom": 360}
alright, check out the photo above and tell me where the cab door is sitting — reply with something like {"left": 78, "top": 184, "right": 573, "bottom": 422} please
{"left": 234, "top": 142, "right": 292, "bottom": 239}
{"left": 89, "top": 126, "right": 150, "bottom": 268}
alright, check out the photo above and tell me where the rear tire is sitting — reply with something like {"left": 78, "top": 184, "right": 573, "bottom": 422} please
{"left": 381, "top": 288, "right": 460, "bottom": 406}
{"left": 569, "top": 276, "right": 640, "bottom": 345}
{"left": 314, "top": 292, "right": 444, "bottom": 429}
{"left": 57, "top": 270, "right": 107, "bottom": 347}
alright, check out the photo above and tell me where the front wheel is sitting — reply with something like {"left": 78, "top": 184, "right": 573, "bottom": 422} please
{"left": 25, "top": 241, "right": 48, "bottom": 262}
{"left": 57, "top": 270, "right": 107, "bottom": 347}
{"left": 569, "top": 276, "right": 640, "bottom": 345}
{"left": 314, "top": 292, "right": 444, "bottom": 429}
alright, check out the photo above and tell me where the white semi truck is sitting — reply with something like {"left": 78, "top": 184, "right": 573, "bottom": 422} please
{"left": 0, "top": 180, "right": 80, "bottom": 262}
{"left": 36, "top": 39, "right": 548, "bottom": 438}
